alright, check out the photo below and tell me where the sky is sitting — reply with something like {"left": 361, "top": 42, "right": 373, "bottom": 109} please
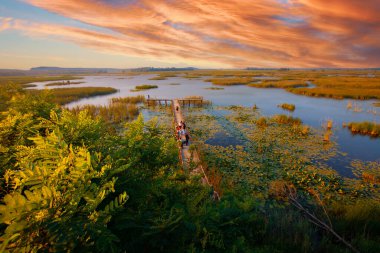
{"left": 0, "top": 0, "right": 380, "bottom": 69}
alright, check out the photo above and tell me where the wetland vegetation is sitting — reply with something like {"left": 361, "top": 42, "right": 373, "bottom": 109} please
{"left": 0, "top": 73, "right": 379, "bottom": 252}
{"left": 346, "top": 121, "right": 380, "bottom": 137}
{"left": 45, "top": 81, "right": 85, "bottom": 86}
{"left": 133, "top": 84, "right": 158, "bottom": 90}
{"left": 279, "top": 103, "right": 296, "bottom": 111}
{"left": 0, "top": 75, "right": 82, "bottom": 87}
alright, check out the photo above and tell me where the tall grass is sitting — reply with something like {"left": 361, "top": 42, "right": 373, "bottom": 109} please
{"left": 28, "top": 87, "right": 118, "bottom": 105}
{"left": 45, "top": 81, "right": 84, "bottom": 86}
{"left": 0, "top": 76, "right": 82, "bottom": 86}
{"left": 110, "top": 96, "right": 145, "bottom": 104}
{"left": 205, "top": 77, "right": 253, "bottom": 86}
{"left": 134, "top": 84, "right": 158, "bottom": 90}
{"left": 273, "top": 114, "right": 302, "bottom": 125}
{"left": 249, "top": 80, "right": 308, "bottom": 88}
{"left": 346, "top": 121, "right": 380, "bottom": 137}
{"left": 70, "top": 96, "right": 143, "bottom": 123}
{"left": 289, "top": 87, "right": 380, "bottom": 100}
{"left": 279, "top": 103, "right": 296, "bottom": 111}
{"left": 149, "top": 72, "right": 178, "bottom": 80}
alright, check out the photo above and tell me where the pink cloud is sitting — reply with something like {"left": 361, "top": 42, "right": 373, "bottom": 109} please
{"left": 5, "top": 0, "right": 380, "bottom": 67}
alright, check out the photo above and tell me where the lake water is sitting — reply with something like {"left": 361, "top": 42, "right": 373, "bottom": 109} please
{"left": 31, "top": 75, "right": 380, "bottom": 177}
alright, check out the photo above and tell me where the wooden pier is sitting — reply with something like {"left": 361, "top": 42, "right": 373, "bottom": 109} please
{"left": 146, "top": 98, "right": 205, "bottom": 106}
{"left": 172, "top": 99, "right": 220, "bottom": 200}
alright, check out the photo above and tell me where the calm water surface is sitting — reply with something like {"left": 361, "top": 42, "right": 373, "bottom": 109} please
{"left": 31, "top": 75, "right": 380, "bottom": 177}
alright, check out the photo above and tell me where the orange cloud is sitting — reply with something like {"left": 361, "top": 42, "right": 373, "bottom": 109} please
{"left": 6, "top": 0, "right": 380, "bottom": 67}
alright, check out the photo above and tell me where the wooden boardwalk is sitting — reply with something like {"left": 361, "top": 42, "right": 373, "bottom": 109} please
{"left": 172, "top": 99, "right": 220, "bottom": 200}
{"left": 146, "top": 98, "right": 205, "bottom": 106}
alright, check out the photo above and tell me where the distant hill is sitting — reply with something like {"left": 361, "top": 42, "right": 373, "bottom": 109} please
{"left": 130, "top": 67, "right": 197, "bottom": 72}
{"left": 30, "top": 67, "right": 125, "bottom": 74}
{"left": 0, "top": 66, "right": 198, "bottom": 76}
{"left": 0, "top": 69, "right": 29, "bottom": 76}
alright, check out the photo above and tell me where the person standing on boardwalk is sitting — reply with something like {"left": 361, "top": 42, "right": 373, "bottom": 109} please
{"left": 177, "top": 125, "right": 182, "bottom": 140}
{"left": 179, "top": 128, "right": 186, "bottom": 148}
{"left": 185, "top": 130, "right": 190, "bottom": 146}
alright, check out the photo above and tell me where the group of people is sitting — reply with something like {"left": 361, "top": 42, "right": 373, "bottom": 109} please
{"left": 177, "top": 120, "right": 190, "bottom": 148}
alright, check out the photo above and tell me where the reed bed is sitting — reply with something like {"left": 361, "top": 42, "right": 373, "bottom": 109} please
{"left": 346, "top": 121, "right": 380, "bottom": 137}
{"left": 45, "top": 81, "right": 84, "bottom": 86}
{"left": 273, "top": 114, "right": 302, "bottom": 126}
{"left": 69, "top": 96, "right": 143, "bottom": 123}
{"left": 204, "top": 87, "right": 224, "bottom": 90}
{"left": 134, "top": 84, "right": 158, "bottom": 90}
{"left": 0, "top": 75, "right": 82, "bottom": 86}
{"left": 289, "top": 87, "right": 380, "bottom": 99}
{"left": 148, "top": 76, "right": 167, "bottom": 80}
{"left": 149, "top": 72, "right": 178, "bottom": 80}
{"left": 27, "top": 87, "right": 118, "bottom": 105}
{"left": 205, "top": 77, "right": 253, "bottom": 86}
{"left": 249, "top": 79, "right": 308, "bottom": 88}
{"left": 279, "top": 103, "right": 296, "bottom": 111}
{"left": 110, "top": 96, "right": 145, "bottom": 104}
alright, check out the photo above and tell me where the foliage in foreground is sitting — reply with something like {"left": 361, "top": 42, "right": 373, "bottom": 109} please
{"left": 0, "top": 90, "right": 379, "bottom": 252}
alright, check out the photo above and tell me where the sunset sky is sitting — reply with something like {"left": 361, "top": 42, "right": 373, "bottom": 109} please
{"left": 1, "top": 0, "right": 379, "bottom": 69}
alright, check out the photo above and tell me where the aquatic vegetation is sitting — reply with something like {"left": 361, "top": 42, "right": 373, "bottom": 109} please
{"left": 256, "top": 117, "right": 268, "bottom": 127}
{"left": 279, "top": 103, "right": 296, "bottom": 111}
{"left": 149, "top": 76, "right": 167, "bottom": 80}
{"left": 273, "top": 114, "right": 302, "bottom": 125}
{"left": 70, "top": 96, "right": 143, "bottom": 124}
{"left": 134, "top": 84, "right": 158, "bottom": 90}
{"left": 205, "top": 77, "right": 253, "bottom": 86}
{"left": 249, "top": 79, "right": 307, "bottom": 88}
{"left": 45, "top": 81, "right": 84, "bottom": 86}
{"left": 346, "top": 121, "right": 380, "bottom": 137}
{"left": 185, "top": 106, "right": 380, "bottom": 252}
{"left": 169, "top": 83, "right": 180, "bottom": 85}
{"left": 110, "top": 95, "right": 145, "bottom": 104}
{"left": 373, "top": 102, "right": 380, "bottom": 107}
{"left": 149, "top": 72, "right": 178, "bottom": 80}
{"left": 204, "top": 87, "right": 224, "bottom": 90}
{"left": 28, "top": 87, "right": 118, "bottom": 105}
{"left": 326, "top": 119, "right": 333, "bottom": 130}
{"left": 1, "top": 74, "right": 380, "bottom": 252}
{"left": 288, "top": 75, "right": 380, "bottom": 100}
{"left": 289, "top": 87, "right": 380, "bottom": 99}
{"left": 0, "top": 75, "right": 82, "bottom": 87}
